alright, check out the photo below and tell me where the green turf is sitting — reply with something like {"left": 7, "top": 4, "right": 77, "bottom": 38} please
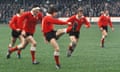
{"left": 0, "top": 24, "right": 120, "bottom": 72}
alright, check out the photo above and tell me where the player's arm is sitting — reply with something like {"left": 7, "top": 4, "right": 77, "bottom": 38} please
{"left": 84, "top": 17, "right": 91, "bottom": 28}
{"left": 98, "top": 16, "right": 104, "bottom": 31}
{"left": 19, "top": 12, "right": 28, "bottom": 30}
{"left": 108, "top": 17, "right": 114, "bottom": 31}
{"left": 38, "top": 12, "right": 43, "bottom": 22}
{"left": 66, "top": 16, "right": 74, "bottom": 32}
{"left": 48, "top": 17, "right": 71, "bottom": 25}
{"left": 9, "top": 16, "right": 17, "bottom": 30}
{"left": 19, "top": 12, "right": 28, "bottom": 35}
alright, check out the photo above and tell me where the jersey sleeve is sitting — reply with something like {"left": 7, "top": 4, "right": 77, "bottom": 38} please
{"left": 48, "top": 17, "right": 68, "bottom": 25}
{"left": 66, "top": 16, "right": 75, "bottom": 32}
{"left": 38, "top": 12, "right": 43, "bottom": 22}
{"left": 19, "top": 12, "right": 28, "bottom": 30}
{"left": 108, "top": 17, "right": 113, "bottom": 28}
{"left": 98, "top": 16, "right": 103, "bottom": 28}
{"left": 83, "top": 17, "right": 91, "bottom": 28}
{"left": 9, "top": 15, "right": 17, "bottom": 30}
{"left": 67, "top": 16, "right": 74, "bottom": 23}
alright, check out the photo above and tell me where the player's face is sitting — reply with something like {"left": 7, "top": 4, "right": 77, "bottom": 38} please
{"left": 52, "top": 12, "right": 57, "bottom": 17}
{"left": 78, "top": 12, "right": 83, "bottom": 17}
{"left": 20, "top": 9, "right": 24, "bottom": 15}
{"left": 105, "top": 11, "right": 109, "bottom": 15}
{"left": 34, "top": 9, "right": 40, "bottom": 15}
{"left": 100, "top": 11, "right": 104, "bottom": 15}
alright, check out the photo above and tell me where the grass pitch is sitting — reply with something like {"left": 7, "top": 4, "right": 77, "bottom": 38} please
{"left": 0, "top": 23, "right": 120, "bottom": 72}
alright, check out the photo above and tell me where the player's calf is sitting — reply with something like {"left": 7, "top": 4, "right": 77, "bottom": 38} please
{"left": 67, "top": 42, "right": 77, "bottom": 57}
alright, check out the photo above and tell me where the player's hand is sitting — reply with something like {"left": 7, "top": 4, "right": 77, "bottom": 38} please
{"left": 100, "top": 27, "right": 103, "bottom": 31}
{"left": 67, "top": 22, "right": 72, "bottom": 25}
{"left": 21, "top": 30, "right": 26, "bottom": 36}
{"left": 85, "top": 25, "right": 90, "bottom": 28}
{"left": 16, "top": 28, "right": 20, "bottom": 32}
{"left": 111, "top": 27, "right": 114, "bottom": 32}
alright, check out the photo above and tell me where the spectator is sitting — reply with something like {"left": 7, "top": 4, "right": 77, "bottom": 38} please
{"left": 0, "top": 0, "right": 120, "bottom": 23}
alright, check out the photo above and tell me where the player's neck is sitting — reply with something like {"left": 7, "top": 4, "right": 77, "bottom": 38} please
{"left": 46, "top": 13, "right": 55, "bottom": 17}
{"left": 76, "top": 15, "right": 83, "bottom": 19}
{"left": 104, "top": 14, "right": 109, "bottom": 16}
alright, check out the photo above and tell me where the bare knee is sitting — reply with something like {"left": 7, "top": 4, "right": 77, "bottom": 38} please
{"left": 55, "top": 47, "right": 59, "bottom": 52}
{"left": 32, "top": 42, "right": 37, "bottom": 47}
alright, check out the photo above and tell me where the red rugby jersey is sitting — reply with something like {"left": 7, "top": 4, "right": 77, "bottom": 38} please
{"left": 42, "top": 15, "right": 68, "bottom": 34}
{"left": 66, "top": 15, "right": 91, "bottom": 32}
{"left": 9, "top": 14, "right": 23, "bottom": 30}
{"left": 19, "top": 11, "right": 43, "bottom": 34}
{"left": 98, "top": 15, "right": 113, "bottom": 28}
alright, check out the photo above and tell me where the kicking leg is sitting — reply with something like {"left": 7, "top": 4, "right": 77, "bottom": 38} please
{"left": 56, "top": 28, "right": 67, "bottom": 40}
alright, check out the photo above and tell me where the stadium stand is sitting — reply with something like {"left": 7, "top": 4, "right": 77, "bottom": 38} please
{"left": 0, "top": 0, "right": 120, "bottom": 23}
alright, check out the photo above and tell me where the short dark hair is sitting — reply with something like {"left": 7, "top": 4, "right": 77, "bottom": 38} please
{"left": 47, "top": 6, "right": 58, "bottom": 14}
{"left": 17, "top": 8, "right": 24, "bottom": 14}
{"left": 77, "top": 7, "right": 83, "bottom": 13}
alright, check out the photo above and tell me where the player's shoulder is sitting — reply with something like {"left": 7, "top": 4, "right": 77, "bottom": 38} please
{"left": 81, "top": 15, "right": 86, "bottom": 18}
{"left": 11, "top": 14, "right": 18, "bottom": 19}
{"left": 13, "top": 14, "right": 18, "bottom": 17}
{"left": 107, "top": 15, "right": 110, "bottom": 18}
{"left": 42, "top": 15, "right": 51, "bottom": 20}
{"left": 99, "top": 15, "right": 105, "bottom": 18}
{"left": 23, "top": 11, "right": 31, "bottom": 15}
{"left": 68, "top": 15, "right": 76, "bottom": 20}
{"left": 71, "top": 15, "right": 76, "bottom": 18}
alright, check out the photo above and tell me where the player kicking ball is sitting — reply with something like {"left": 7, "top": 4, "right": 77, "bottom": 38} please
{"left": 66, "top": 8, "right": 91, "bottom": 57}
{"left": 42, "top": 6, "right": 71, "bottom": 69}
{"left": 98, "top": 10, "right": 114, "bottom": 48}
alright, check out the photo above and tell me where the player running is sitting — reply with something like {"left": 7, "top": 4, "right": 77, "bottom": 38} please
{"left": 8, "top": 8, "right": 24, "bottom": 59}
{"left": 7, "top": 5, "right": 43, "bottom": 64}
{"left": 42, "top": 6, "right": 71, "bottom": 69}
{"left": 98, "top": 10, "right": 114, "bottom": 48}
{"left": 66, "top": 8, "right": 91, "bottom": 57}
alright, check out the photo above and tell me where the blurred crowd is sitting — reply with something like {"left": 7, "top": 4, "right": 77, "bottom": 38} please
{"left": 0, "top": 0, "right": 120, "bottom": 23}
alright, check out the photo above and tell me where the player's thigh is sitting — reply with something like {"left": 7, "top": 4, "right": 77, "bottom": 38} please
{"left": 56, "top": 28, "right": 66, "bottom": 36}
{"left": 22, "top": 40, "right": 29, "bottom": 49}
{"left": 27, "top": 36, "right": 37, "bottom": 46}
{"left": 102, "top": 30, "right": 108, "bottom": 36}
{"left": 50, "top": 38, "right": 59, "bottom": 51}
{"left": 19, "top": 35, "right": 25, "bottom": 43}
{"left": 70, "top": 36, "right": 77, "bottom": 42}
